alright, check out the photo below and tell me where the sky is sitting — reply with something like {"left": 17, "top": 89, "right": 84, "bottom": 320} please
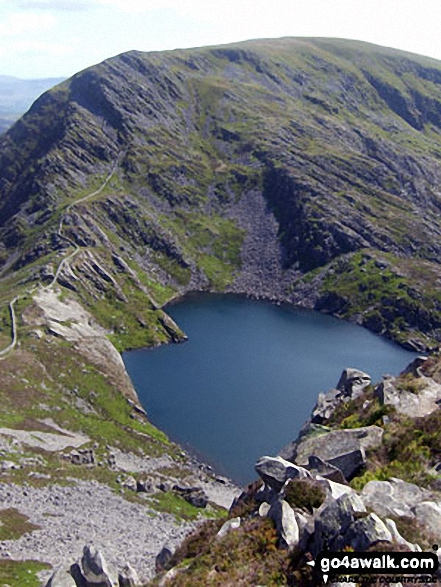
{"left": 1, "top": 0, "right": 441, "bottom": 79}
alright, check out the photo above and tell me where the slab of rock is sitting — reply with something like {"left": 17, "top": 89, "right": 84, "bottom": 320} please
{"left": 412, "top": 501, "right": 441, "bottom": 536}
{"left": 255, "top": 456, "right": 310, "bottom": 491}
{"left": 267, "top": 498, "right": 299, "bottom": 550}
{"left": 216, "top": 517, "right": 241, "bottom": 539}
{"left": 286, "top": 426, "right": 383, "bottom": 480}
{"left": 342, "top": 513, "right": 392, "bottom": 551}
{"left": 306, "top": 455, "right": 348, "bottom": 485}
{"left": 118, "top": 563, "right": 141, "bottom": 587}
{"left": 376, "top": 376, "right": 441, "bottom": 417}
{"left": 361, "top": 478, "right": 431, "bottom": 518}
{"left": 0, "top": 426, "right": 89, "bottom": 452}
{"left": 44, "top": 566, "right": 77, "bottom": 587}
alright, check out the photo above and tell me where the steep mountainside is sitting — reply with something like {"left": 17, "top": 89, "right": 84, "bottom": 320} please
{"left": 1, "top": 39, "right": 441, "bottom": 349}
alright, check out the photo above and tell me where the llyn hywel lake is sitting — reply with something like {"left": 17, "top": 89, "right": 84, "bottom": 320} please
{"left": 123, "top": 294, "right": 417, "bottom": 485}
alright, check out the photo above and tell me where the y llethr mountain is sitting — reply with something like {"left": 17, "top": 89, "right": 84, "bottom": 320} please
{"left": 0, "top": 38, "right": 441, "bottom": 586}
{"left": 2, "top": 38, "right": 441, "bottom": 350}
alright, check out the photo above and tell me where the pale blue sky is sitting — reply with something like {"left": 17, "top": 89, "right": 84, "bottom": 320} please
{"left": 1, "top": 0, "right": 440, "bottom": 79}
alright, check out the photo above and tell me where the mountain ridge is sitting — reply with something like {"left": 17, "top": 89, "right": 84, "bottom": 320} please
{"left": 2, "top": 38, "right": 441, "bottom": 349}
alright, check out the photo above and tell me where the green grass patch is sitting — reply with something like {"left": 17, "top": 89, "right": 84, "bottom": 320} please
{"left": 146, "top": 491, "right": 208, "bottom": 521}
{"left": 0, "top": 508, "right": 40, "bottom": 540}
{"left": 0, "top": 560, "right": 51, "bottom": 587}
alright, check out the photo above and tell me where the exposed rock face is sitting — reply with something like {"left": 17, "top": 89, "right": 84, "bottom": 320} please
{"left": 376, "top": 374, "right": 441, "bottom": 417}
{"left": 216, "top": 517, "right": 241, "bottom": 539}
{"left": 252, "top": 456, "right": 414, "bottom": 559}
{"left": 282, "top": 426, "right": 383, "bottom": 480}
{"left": 336, "top": 368, "right": 371, "bottom": 397}
{"left": 267, "top": 498, "right": 300, "bottom": 550}
{"left": 361, "top": 478, "right": 433, "bottom": 518}
{"left": 2, "top": 40, "right": 441, "bottom": 349}
{"left": 254, "top": 456, "right": 310, "bottom": 491}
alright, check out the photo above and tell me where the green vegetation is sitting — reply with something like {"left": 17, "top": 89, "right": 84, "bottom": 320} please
{"left": 0, "top": 508, "right": 39, "bottom": 540}
{"left": 284, "top": 479, "right": 326, "bottom": 512}
{"left": 146, "top": 491, "right": 226, "bottom": 521}
{"left": 318, "top": 251, "right": 441, "bottom": 348}
{"left": 155, "top": 517, "right": 291, "bottom": 586}
{"left": 0, "top": 560, "right": 51, "bottom": 587}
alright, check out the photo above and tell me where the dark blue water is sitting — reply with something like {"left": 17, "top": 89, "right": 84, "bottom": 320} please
{"left": 123, "top": 294, "right": 417, "bottom": 485}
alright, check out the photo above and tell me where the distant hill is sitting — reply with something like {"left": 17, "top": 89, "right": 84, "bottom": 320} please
{"left": 0, "top": 75, "right": 65, "bottom": 133}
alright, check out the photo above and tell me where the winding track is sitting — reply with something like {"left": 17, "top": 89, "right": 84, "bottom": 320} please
{"left": 0, "top": 296, "right": 18, "bottom": 358}
{"left": 0, "top": 156, "right": 121, "bottom": 357}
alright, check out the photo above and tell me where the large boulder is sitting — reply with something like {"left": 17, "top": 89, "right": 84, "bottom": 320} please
{"left": 44, "top": 567, "right": 77, "bottom": 587}
{"left": 71, "top": 545, "right": 118, "bottom": 587}
{"left": 341, "top": 513, "right": 393, "bottom": 551}
{"left": 375, "top": 375, "right": 441, "bottom": 417}
{"left": 267, "top": 498, "right": 299, "bottom": 550}
{"left": 155, "top": 546, "right": 173, "bottom": 573}
{"left": 173, "top": 484, "right": 209, "bottom": 508}
{"left": 312, "top": 493, "right": 366, "bottom": 555}
{"left": 361, "top": 478, "right": 432, "bottom": 518}
{"left": 412, "top": 501, "right": 441, "bottom": 537}
{"left": 255, "top": 456, "right": 310, "bottom": 492}
{"left": 284, "top": 426, "right": 383, "bottom": 480}
{"left": 336, "top": 368, "right": 371, "bottom": 397}
{"left": 118, "top": 563, "right": 141, "bottom": 587}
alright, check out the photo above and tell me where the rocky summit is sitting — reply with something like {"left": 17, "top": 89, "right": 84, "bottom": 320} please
{"left": 0, "top": 38, "right": 440, "bottom": 586}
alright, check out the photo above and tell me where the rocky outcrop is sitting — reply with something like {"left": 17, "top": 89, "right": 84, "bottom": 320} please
{"left": 45, "top": 546, "right": 144, "bottom": 587}
{"left": 254, "top": 455, "right": 310, "bottom": 491}
{"left": 252, "top": 456, "right": 417, "bottom": 556}
{"left": 309, "top": 368, "right": 371, "bottom": 424}
{"left": 376, "top": 373, "right": 441, "bottom": 417}
{"left": 361, "top": 478, "right": 441, "bottom": 538}
{"left": 281, "top": 425, "right": 383, "bottom": 481}
{"left": 267, "top": 497, "right": 300, "bottom": 550}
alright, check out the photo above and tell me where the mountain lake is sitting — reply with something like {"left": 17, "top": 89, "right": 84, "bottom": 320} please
{"left": 123, "top": 293, "right": 418, "bottom": 485}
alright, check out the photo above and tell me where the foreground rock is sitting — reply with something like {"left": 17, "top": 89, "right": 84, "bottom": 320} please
{"left": 254, "top": 455, "right": 310, "bottom": 491}
{"left": 281, "top": 425, "right": 383, "bottom": 480}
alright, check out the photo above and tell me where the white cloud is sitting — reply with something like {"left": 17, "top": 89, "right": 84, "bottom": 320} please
{"left": 5, "top": 0, "right": 92, "bottom": 10}
{"left": 0, "top": 11, "right": 57, "bottom": 36}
